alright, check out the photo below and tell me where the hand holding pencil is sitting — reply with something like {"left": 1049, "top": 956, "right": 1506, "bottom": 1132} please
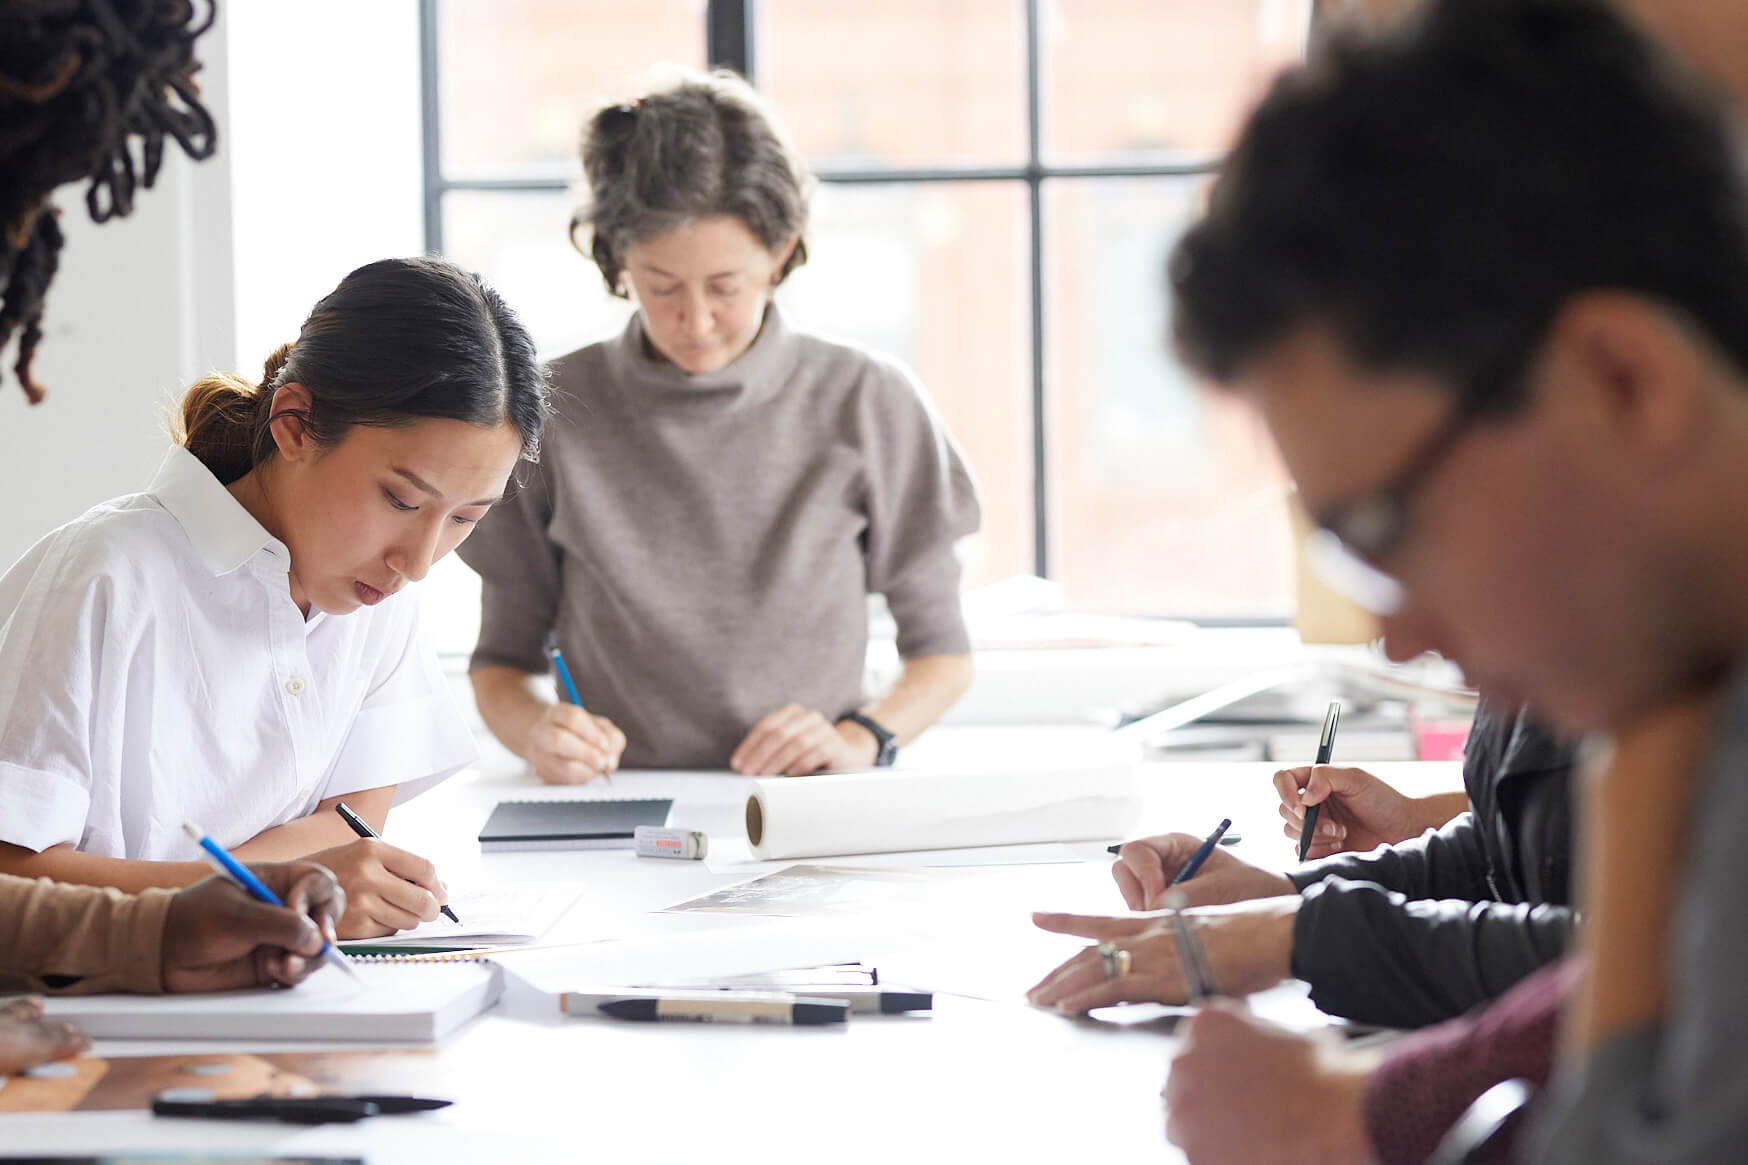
{"left": 170, "top": 830, "right": 352, "bottom": 991}
{"left": 525, "top": 634, "right": 626, "bottom": 786}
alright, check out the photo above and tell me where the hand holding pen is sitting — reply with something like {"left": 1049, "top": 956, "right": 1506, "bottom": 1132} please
{"left": 1107, "top": 826, "right": 1297, "bottom": 912}
{"left": 177, "top": 824, "right": 358, "bottom": 988}
{"left": 335, "top": 802, "right": 459, "bottom": 924}
{"left": 523, "top": 633, "right": 627, "bottom": 786}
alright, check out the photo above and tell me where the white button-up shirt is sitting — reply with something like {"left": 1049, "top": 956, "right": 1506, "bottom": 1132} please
{"left": 0, "top": 446, "right": 476, "bottom": 859}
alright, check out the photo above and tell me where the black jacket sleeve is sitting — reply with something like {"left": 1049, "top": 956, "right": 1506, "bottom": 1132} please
{"left": 1289, "top": 876, "right": 1574, "bottom": 1028}
{"left": 1286, "top": 810, "right": 1500, "bottom": 902}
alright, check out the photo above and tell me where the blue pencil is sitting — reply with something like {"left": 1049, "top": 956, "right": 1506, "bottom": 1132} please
{"left": 182, "top": 822, "right": 360, "bottom": 982}
{"left": 546, "top": 633, "right": 583, "bottom": 708}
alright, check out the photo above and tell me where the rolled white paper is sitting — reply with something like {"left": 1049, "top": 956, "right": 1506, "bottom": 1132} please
{"left": 745, "top": 766, "right": 1143, "bottom": 860}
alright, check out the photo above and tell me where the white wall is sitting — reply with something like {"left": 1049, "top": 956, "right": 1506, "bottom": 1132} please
{"left": 225, "top": 1, "right": 423, "bottom": 371}
{"left": 0, "top": 1, "right": 423, "bottom": 565}
{"left": 0, "top": 7, "right": 237, "bottom": 564}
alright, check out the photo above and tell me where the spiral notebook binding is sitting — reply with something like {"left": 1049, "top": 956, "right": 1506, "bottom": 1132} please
{"left": 350, "top": 949, "right": 499, "bottom": 965}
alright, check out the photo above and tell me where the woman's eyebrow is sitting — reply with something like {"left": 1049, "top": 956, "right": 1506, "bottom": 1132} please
{"left": 392, "top": 466, "right": 502, "bottom": 508}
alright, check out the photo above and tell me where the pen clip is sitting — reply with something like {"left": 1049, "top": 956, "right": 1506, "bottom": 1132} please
{"left": 1319, "top": 701, "right": 1341, "bottom": 752}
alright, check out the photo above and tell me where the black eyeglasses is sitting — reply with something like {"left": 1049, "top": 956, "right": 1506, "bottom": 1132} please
{"left": 1311, "top": 398, "right": 1486, "bottom": 569}
{"left": 1301, "top": 397, "right": 1495, "bottom": 616}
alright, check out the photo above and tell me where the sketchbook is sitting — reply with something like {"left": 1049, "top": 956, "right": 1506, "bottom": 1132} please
{"left": 34, "top": 961, "right": 502, "bottom": 1043}
{"left": 477, "top": 797, "right": 671, "bottom": 851}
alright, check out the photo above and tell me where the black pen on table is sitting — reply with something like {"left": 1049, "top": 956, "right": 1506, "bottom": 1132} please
{"left": 334, "top": 801, "right": 460, "bottom": 924}
{"left": 1298, "top": 701, "right": 1342, "bottom": 863}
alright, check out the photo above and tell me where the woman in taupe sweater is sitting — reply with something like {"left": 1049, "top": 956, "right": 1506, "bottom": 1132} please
{"left": 463, "top": 70, "right": 982, "bottom": 781}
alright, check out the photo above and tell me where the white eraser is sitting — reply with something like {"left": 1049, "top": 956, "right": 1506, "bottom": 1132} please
{"left": 634, "top": 825, "right": 707, "bottom": 860}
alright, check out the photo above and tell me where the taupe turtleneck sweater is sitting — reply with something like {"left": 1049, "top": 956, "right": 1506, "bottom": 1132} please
{"left": 459, "top": 305, "right": 981, "bottom": 769}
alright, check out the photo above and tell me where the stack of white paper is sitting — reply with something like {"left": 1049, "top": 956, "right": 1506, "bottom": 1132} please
{"left": 36, "top": 961, "right": 502, "bottom": 1042}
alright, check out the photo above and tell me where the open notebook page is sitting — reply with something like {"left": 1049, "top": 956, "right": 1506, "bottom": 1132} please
{"left": 340, "top": 885, "right": 578, "bottom": 952}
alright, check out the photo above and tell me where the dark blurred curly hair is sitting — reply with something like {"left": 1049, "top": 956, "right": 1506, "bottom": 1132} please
{"left": 0, "top": 0, "right": 218, "bottom": 404}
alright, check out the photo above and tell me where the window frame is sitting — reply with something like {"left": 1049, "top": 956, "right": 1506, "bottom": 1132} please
{"left": 419, "top": 0, "right": 1283, "bottom": 618}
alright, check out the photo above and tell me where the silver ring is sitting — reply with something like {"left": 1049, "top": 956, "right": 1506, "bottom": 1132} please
{"left": 1098, "top": 941, "right": 1131, "bottom": 980}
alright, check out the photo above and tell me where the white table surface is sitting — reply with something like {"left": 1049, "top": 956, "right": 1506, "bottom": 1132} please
{"left": 0, "top": 728, "right": 1463, "bottom": 1164}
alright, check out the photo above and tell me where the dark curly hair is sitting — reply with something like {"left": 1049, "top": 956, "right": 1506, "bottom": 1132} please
{"left": 0, "top": 0, "right": 218, "bottom": 404}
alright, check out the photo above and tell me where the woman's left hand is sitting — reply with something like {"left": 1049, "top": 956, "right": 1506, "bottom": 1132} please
{"left": 730, "top": 704, "right": 877, "bottom": 776}
{"left": 1027, "top": 897, "right": 1301, "bottom": 1012}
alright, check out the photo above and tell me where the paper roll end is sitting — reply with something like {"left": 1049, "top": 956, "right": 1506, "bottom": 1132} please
{"left": 745, "top": 793, "right": 764, "bottom": 848}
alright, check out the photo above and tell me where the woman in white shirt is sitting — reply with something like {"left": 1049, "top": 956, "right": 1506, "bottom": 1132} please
{"left": 0, "top": 256, "right": 550, "bottom": 938}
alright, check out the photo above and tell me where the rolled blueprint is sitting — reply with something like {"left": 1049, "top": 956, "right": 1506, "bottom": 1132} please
{"left": 745, "top": 766, "right": 1142, "bottom": 860}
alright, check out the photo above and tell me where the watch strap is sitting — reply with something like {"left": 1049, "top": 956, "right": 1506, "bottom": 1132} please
{"left": 837, "top": 711, "right": 898, "bottom": 766}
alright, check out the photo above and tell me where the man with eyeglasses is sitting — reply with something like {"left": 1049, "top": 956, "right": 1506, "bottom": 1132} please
{"left": 1151, "top": 0, "right": 1748, "bottom": 1163}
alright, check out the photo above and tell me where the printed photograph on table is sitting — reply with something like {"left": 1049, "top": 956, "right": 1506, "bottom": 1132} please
{"left": 661, "top": 864, "right": 979, "bottom": 917}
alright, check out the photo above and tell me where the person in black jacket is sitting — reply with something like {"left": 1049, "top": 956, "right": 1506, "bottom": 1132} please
{"left": 1027, "top": 698, "right": 1577, "bottom": 1029}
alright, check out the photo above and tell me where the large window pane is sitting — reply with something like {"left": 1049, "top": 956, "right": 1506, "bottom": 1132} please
{"left": 1045, "top": 177, "right": 1295, "bottom": 617}
{"left": 441, "top": 189, "right": 634, "bottom": 360}
{"left": 1045, "top": 0, "right": 1310, "bottom": 162}
{"left": 437, "top": 0, "right": 705, "bottom": 180}
{"left": 760, "top": 0, "right": 1026, "bottom": 168}
{"left": 782, "top": 182, "right": 1032, "bottom": 588}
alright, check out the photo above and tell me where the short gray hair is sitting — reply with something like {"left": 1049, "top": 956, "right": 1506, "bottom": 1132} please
{"left": 571, "top": 69, "right": 813, "bottom": 298}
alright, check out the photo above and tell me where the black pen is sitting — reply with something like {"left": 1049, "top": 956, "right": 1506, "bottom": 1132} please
{"left": 595, "top": 993, "right": 849, "bottom": 1025}
{"left": 1169, "top": 818, "right": 1233, "bottom": 885}
{"left": 151, "top": 1093, "right": 452, "bottom": 1124}
{"left": 1298, "top": 702, "right": 1342, "bottom": 863}
{"left": 334, "top": 801, "right": 460, "bottom": 924}
{"left": 599, "top": 985, "right": 932, "bottom": 1015}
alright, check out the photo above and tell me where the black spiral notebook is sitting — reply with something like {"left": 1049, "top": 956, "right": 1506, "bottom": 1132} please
{"left": 477, "top": 798, "right": 673, "bottom": 852}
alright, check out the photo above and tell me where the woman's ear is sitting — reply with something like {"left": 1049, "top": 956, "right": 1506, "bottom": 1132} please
{"left": 769, "top": 236, "right": 800, "bottom": 286}
{"left": 265, "top": 382, "right": 316, "bottom": 462}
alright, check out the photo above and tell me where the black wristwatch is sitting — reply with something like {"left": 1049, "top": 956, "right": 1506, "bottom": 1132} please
{"left": 838, "top": 711, "right": 898, "bottom": 767}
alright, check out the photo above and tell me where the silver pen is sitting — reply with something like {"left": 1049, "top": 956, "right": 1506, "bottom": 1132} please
{"left": 1163, "top": 888, "right": 1218, "bottom": 1002}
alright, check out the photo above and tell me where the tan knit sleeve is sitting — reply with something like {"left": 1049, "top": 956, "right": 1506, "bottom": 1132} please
{"left": 859, "top": 360, "right": 982, "bottom": 659}
{"left": 0, "top": 875, "right": 172, "bottom": 995}
{"left": 456, "top": 446, "right": 562, "bottom": 677}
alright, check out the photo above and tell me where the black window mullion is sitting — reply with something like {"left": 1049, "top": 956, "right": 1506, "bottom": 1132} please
{"left": 708, "top": 0, "right": 755, "bottom": 78}
{"left": 1024, "top": 0, "right": 1047, "bottom": 579}
{"left": 418, "top": 0, "right": 444, "bottom": 253}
